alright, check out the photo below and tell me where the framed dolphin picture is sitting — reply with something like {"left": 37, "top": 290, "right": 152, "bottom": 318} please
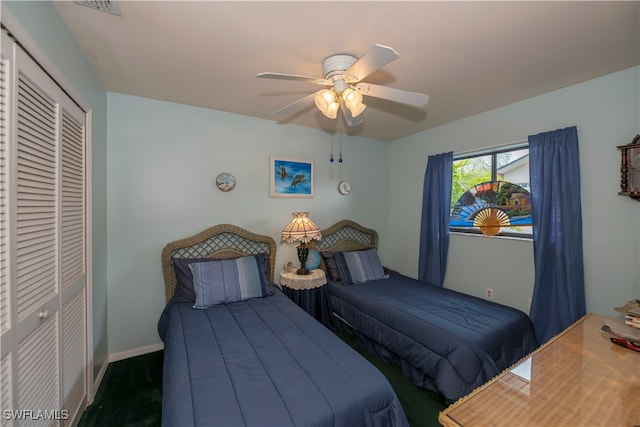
{"left": 270, "top": 156, "right": 314, "bottom": 198}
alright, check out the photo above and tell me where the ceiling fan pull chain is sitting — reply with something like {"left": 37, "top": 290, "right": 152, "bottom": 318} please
{"left": 330, "top": 135, "right": 335, "bottom": 163}
{"left": 339, "top": 135, "right": 343, "bottom": 163}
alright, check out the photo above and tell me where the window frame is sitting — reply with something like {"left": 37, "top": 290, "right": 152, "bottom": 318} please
{"left": 450, "top": 143, "right": 532, "bottom": 239}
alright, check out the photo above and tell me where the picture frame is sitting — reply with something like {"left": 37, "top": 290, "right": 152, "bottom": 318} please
{"left": 270, "top": 156, "right": 314, "bottom": 198}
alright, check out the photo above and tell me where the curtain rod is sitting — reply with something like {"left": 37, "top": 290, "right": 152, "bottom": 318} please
{"left": 454, "top": 138, "right": 528, "bottom": 157}
{"left": 454, "top": 126, "right": 580, "bottom": 157}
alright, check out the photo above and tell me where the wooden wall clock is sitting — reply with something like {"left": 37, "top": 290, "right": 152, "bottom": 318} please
{"left": 618, "top": 135, "right": 640, "bottom": 200}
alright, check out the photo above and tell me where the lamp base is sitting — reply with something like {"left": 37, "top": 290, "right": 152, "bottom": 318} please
{"left": 296, "top": 267, "right": 311, "bottom": 275}
{"left": 296, "top": 244, "right": 311, "bottom": 275}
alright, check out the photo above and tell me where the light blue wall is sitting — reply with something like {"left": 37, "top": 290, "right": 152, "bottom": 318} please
{"left": 389, "top": 66, "right": 640, "bottom": 316}
{"left": 8, "top": 1, "right": 638, "bottom": 358}
{"left": 3, "top": 1, "right": 109, "bottom": 380}
{"left": 106, "top": 93, "right": 389, "bottom": 354}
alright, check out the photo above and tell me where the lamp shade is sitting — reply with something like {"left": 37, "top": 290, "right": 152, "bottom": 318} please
{"left": 281, "top": 212, "right": 322, "bottom": 244}
{"left": 314, "top": 90, "right": 339, "bottom": 119}
{"left": 343, "top": 88, "right": 366, "bottom": 117}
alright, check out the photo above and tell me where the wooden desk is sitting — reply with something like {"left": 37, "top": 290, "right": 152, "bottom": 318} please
{"left": 439, "top": 313, "right": 640, "bottom": 427}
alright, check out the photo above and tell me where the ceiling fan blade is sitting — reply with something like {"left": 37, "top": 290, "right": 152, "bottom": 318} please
{"left": 343, "top": 44, "right": 399, "bottom": 83}
{"left": 339, "top": 100, "right": 364, "bottom": 127}
{"left": 354, "top": 83, "right": 429, "bottom": 107}
{"left": 275, "top": 93, "right": 316, "bottom": 116}
{"left": 257, "top": 72, "right": 331, "bottom": 85}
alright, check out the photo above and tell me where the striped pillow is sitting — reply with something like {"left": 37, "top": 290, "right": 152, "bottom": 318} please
{"left": 335, "top": 249, "right": 389, "bottom": 285}
{"left": 171, "top": 254, "right": 271, "bottom": 303}
{"left": 190, "top": 255, "right": 269, "bottom": 308}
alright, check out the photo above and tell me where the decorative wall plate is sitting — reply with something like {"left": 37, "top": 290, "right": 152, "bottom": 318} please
{"left": 216, "top": 172, "right": 236, "bottom": 192}
{"left": 338, "top": 179, "right": 351, "bottom": 195}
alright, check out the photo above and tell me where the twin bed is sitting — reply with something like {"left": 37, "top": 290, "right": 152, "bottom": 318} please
{"left": 158, "top": 224, "right": 408, "bottom": 427}
{"left": 316, "top": 220, "right": 539, "bottom": 404}
{"left": 158, "top": 221, "right": 539, "bottom": 425}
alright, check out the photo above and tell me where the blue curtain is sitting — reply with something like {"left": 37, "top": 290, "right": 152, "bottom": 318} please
{"left": 528, "top": 126, "right": 586, "bottom": 344}
{"left": 418, "top": 151, "right": 453, "bottom": 286}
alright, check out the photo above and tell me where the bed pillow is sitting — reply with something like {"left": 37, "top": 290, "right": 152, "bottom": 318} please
{"left": 172, "top": 257, "right": 212, "bottom": 303}
{"left": 320, "top": 251, "right": 342, "bottom": 282}
{"left": 189, "top": 254, "right": 269, "bottom": 309}
{"left": 334, "top": 249, "right": 389, "bottom": 285}
{"left": 172, "top": 254, "right": 271, "bottom": 303}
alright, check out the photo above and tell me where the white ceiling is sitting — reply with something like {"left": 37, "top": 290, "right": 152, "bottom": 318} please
{"left": 55, "top": 1, "right": 639, "bottom": 141}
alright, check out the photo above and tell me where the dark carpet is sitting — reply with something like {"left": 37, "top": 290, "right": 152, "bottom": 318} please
{"left": 334, "top": 331, "right": 447, "bottom": 427}
{"left": 78, "top": 333, "right": 446, "bottom": 426}
{"left": 78, "top": 350, "right": 164, "bottom": 427}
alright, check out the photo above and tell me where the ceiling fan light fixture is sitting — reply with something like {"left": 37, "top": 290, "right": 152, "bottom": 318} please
{"left": 343, "top": 88, "right": 366, "bottom": 117}
{"left": 258, "top": 44, "right": 429, "bottom": 127}
{"left": 324, "top": 102, "right": 339, "bottom": 119}
{"left": 314, "top": 89, "right": 339, "bottom": 119}
{"left": 347, "top": 102, "right": 366, "bottom": 118}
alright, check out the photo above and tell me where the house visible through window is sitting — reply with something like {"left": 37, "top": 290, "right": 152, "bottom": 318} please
{"left": 450, "top": 145, "right": 532, "bottom": 238}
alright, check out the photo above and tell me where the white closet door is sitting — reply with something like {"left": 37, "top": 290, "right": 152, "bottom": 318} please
{"left": 0, "top": 30, "right": 9, "bottom": 337}
{"left": 60, "top": 107, "right": 86, "bottom": 424}
{"left": 0, "top": 29, "right": 87, "bottom": 426}
{"left": 0, "top": 30, "right": 13, "bottom": 427}
{"left": 12, "top": 35, "right": 62, "bottom": 426}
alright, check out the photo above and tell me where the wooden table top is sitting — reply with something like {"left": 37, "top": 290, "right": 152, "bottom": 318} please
{"left": 439, "top": 313, "right": 640, "bottom": 427}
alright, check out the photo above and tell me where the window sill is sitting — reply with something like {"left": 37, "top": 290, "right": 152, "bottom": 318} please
{"left": 450, "top": 231, "right": 532, "bottom": 242}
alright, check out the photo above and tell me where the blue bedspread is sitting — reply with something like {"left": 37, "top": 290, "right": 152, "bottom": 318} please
{"left": 158, "top": 289, "right": 408, "bottom": 427}
{"left": 327, "top": 272, "right": 539, "bottom": 403}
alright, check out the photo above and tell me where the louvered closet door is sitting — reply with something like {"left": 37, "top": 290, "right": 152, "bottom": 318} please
{"left": 0, "top": 30, "right": 87, "bottom": 426}
{"left": 59, "top": 104, "right": 86, "bottom": 426}
{"left": 1, "top": 30, "right": 13, "bottom": 427}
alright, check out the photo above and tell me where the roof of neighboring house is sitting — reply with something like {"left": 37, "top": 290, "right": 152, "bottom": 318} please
{"left": 498, "top": 154, "right": 529, "bottom": 174}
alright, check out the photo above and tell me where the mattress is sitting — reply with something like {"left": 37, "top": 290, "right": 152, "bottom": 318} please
{"left": 327, "top": 271, "right": 539, "bottom": 403}
{"left": 158, "top": 289, "right": 408, "bottom": 426}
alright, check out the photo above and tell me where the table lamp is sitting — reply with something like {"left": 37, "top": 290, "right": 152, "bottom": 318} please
{"left": 281, "top": 212, "right": 322, "bottom": 275}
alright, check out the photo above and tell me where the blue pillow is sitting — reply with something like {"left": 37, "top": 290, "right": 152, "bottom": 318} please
{"left": 172, "top": 254, "right": 271, "bottom": 303}
{"left": 334, "top": 249, "right": 388, "bottom": 285}
{"left": 172, "top": 257, "right": 212, "bottom": 303}
{"left": 189, "top": 255, "right": 269, "bottom": 308}
{"left": 320, "top": 251, "right": 342, "bottom": 282}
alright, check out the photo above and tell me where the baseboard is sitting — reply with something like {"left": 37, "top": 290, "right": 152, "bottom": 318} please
{"left": 92, "top": 358, "right": 109, "bottom": 399}
{"left": 89, "top": 343, "right": 164, "bottom": 398}
{"left": 108, "top": 342, "right": 164, "bottom": 364}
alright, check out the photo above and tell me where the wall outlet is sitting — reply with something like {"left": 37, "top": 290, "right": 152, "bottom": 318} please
{"left": 485, "top": 288, "right": 494, "bottom": 299}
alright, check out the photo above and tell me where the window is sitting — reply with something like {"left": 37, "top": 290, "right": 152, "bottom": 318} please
{"left": 450, "top": 144, "right": 532, "bottom": 238}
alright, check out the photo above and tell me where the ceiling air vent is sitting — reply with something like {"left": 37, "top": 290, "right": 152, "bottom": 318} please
{"left": 73, "top": 0, "right": 121, "bottom": 16}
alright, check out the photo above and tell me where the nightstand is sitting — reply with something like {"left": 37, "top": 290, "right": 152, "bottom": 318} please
{"left": 280, "top": 269, "right": 329, "bottom": 326}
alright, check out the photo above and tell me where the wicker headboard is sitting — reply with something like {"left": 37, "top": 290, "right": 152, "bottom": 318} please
{"left": 161, "top": 224, "right": 276, "bottom": 303}
{"left": 316, "top": 219, "right": 378, "bottom": 253}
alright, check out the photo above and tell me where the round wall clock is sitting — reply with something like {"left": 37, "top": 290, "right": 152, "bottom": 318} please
{"left": 338, "top": 180, "right": 351, "bottom": 195}
{"left": 216, "top": 173, "right": 236, "bottom": 192}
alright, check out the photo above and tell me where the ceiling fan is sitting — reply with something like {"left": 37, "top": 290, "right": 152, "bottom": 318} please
{"left": 257, "top": 44, "right": 429, "bottom": 127}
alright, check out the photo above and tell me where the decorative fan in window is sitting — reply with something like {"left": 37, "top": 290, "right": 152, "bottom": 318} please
{"left": 450, "top": 181, "right": 532, "bottom": 236}
{"left": 472, "top": 207, "right": 510, "bottom": 236}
